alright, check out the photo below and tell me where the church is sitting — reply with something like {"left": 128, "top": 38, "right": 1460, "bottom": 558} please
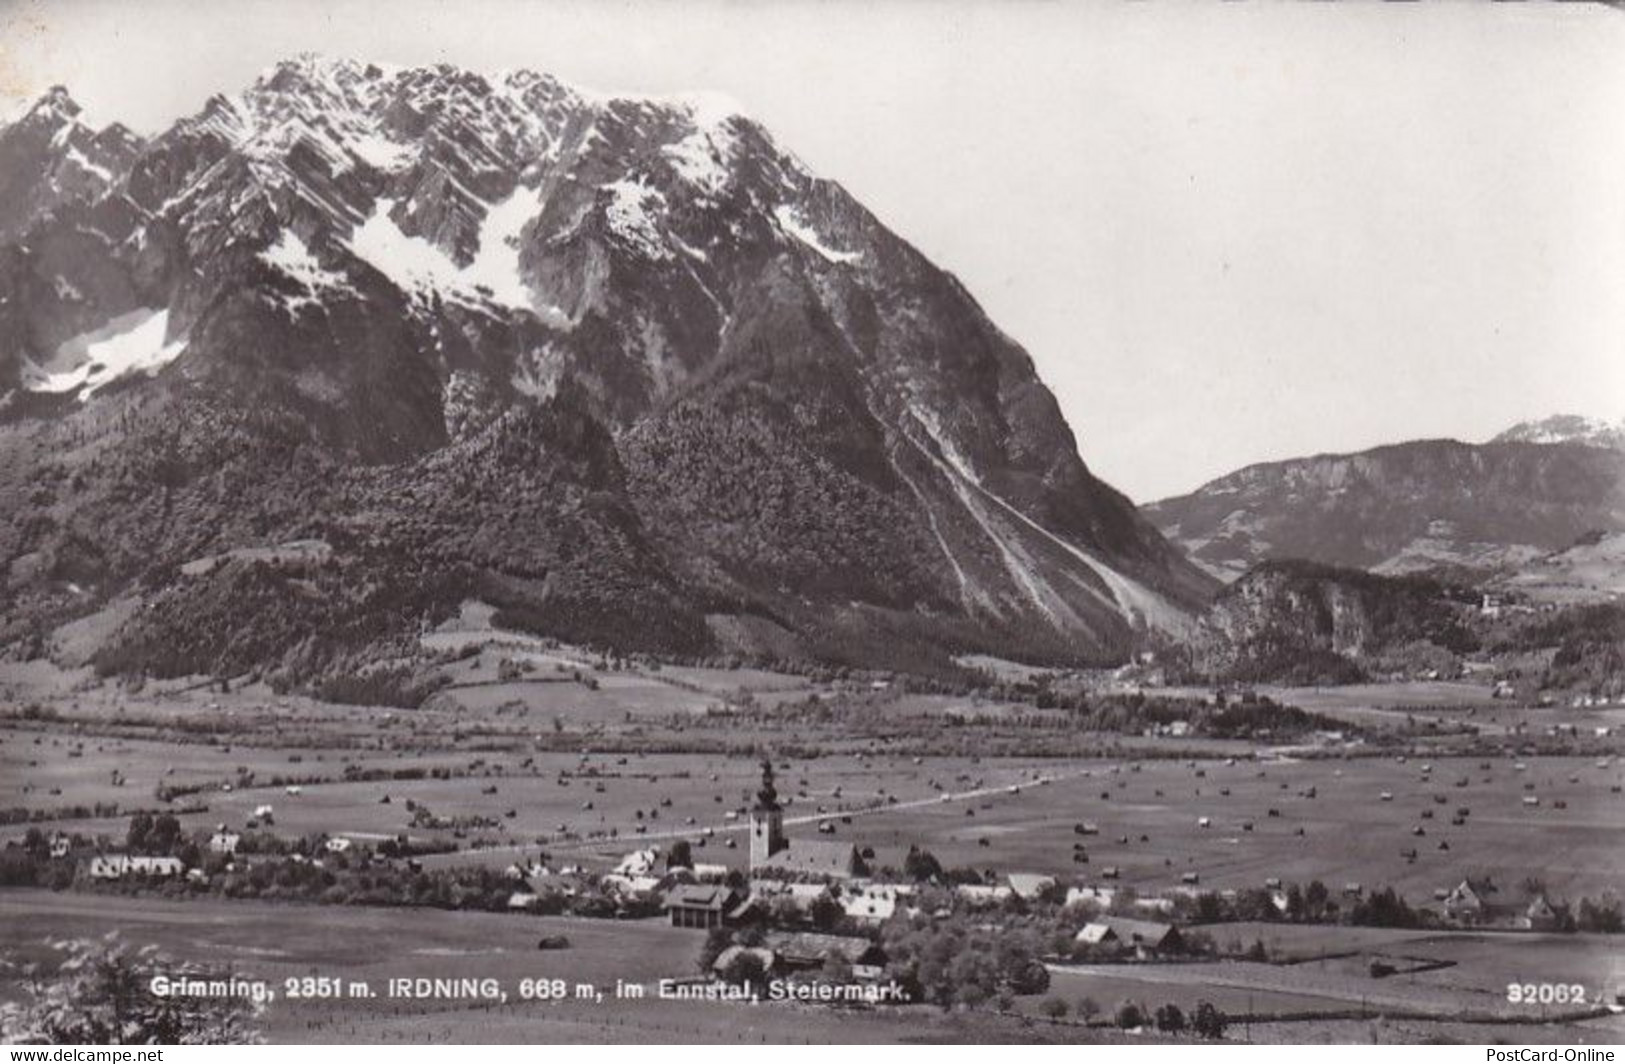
{"left": 749, "top": 759, "right": 867, "bottom": 878}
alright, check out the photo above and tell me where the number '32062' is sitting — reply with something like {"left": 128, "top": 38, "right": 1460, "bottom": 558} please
{"left": 1506, "top": 983, "right": 1586, "bottom": 1005}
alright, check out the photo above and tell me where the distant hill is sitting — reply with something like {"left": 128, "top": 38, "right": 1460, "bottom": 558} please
{"left": 1143, "top": 424, "right": 1625, "bottom": 582}
{"left": 1181, "top": 560, "right": 1479, "bottom": 686}
{"left": 1180, "top": 557, "right": 1621, "bottom": 695}
{"left": 1489, "top": 530, "right": 1625, "bottom": 607}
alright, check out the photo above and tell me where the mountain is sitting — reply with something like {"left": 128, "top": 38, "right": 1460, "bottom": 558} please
{"left": 1143, "top": 428, "right": 1625, "bottom": 583}
{"left": 0, "top": 57, "right": 1213, "bottom": 688}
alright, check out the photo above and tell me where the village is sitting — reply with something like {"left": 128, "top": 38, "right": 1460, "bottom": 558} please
{"left": 7, "top": 747, "right": 1621, "bottom": 1038}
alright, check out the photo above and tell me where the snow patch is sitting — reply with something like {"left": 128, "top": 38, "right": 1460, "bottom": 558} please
{"left": 349, "top": 194, "right": 562, "bottom": 320}
{"left": 259, "top": 230, "right": 348, "bottom": 311}
{"left": 346, "top": 130, "right": 415, "bottom": 173}
{"left": 659, "top": 98, "right": 740, "bottom": 197}
{"left": 602, "top": 178, "right": 672, "bottom": 260}
{"left": 24, "top": 308, "right": 185, "bottom": 399}
{"left": 773, "top": 204, "right": 860, "bottom": 265}
{"left": 466, "top": 185, "right": 543, "bottom": 308}
{"left": 63, "top": 145, "right": 112, "bottom": 182}
{"left": 662, "top": 134, "right": 732, "bottom": 195}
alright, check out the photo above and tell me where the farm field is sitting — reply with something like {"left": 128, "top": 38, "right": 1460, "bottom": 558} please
{"left": 3, "top": 890, "right": 1613, "bottom": 1045}
{"left": 0, "top": 891, "right": 1090, "bottom": 1044}
{"left": 1044, "top": 929, "right": 1622, "bottom": 1031}
{"left": 7, "top": 721, "right": 1622, "bottom": 902}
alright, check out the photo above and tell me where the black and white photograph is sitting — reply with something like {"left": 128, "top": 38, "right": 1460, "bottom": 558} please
{"left": 0, "top": 0, "right": 1621, "bottom": 1049}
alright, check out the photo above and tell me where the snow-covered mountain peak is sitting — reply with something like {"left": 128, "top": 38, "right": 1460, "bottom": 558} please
{"left": 1492, "top": 415, "right": 1625, "bottom": 450}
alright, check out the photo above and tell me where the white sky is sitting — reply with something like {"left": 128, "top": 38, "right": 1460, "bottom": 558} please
{"left": 2, "top": 0, "right": 1622, "bottom": 501}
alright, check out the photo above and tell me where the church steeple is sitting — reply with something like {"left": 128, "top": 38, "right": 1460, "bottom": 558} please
{"left": 753, "top": 757, "right": 781, "bottom": 812}
{"left": 749, "top": 757, "right": 785, "bottom": 868}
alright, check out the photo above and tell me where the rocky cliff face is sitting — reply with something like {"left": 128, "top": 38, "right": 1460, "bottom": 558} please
{"left": 0, "top": 57, "right": 1213, "bottom": 681}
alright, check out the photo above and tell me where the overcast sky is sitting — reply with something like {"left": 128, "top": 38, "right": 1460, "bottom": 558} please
{"left": 2, "top": 0, "right": 1621, "bottom": 501}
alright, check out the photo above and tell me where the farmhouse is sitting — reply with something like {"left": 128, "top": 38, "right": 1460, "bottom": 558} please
{"left": 664, "top": 883, "right": 747, "bottom": 929}
{"left": 749, "top": 760, "right": 866, "bottom": 879}
{"left": 1064, "top": 885, "right": 1117, "bottom": 910}
{"left": 208, "top": 831, "right": 241, "bottom": 855}
{"left": 762, "top": 931, "right": 885, "bottom": 971}
{"left": 1074, "top": 917, "right": 1183, "bottom": 958}
{"left": 955, "top": 883, "right": 1013, "bottom": 904}
{"left": 1074, "top": 923, "right": 1118, "bottom": 948}
{"left": 752, "top": 879, "right": 832, "bottom": 911}
{"left": 614, "top": 848, "right": 662, "bottom": 878}
{"left": 1442, "top": 877, "right": 1498, "bottom": 924}
{"left": 1007, "top": 873, "right": 1056, "bottom": 900}
{"left": 1522, "top": 894, "right": 1561, "bottom": 931}
{"left": 840, "top": 882, "right": 911, "bottom": 925}
{"left": 604, "top": 872, "right": 666, "bottom": 896}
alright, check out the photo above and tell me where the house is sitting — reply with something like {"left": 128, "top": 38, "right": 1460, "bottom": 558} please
{"left": 324, "top": 837, "right": 353, "bottom": 854}
{"left": 613, "top": 848, "right": 662, "bottom": 878}
{"left": 87, "top": 856, "right": 124, "bottom": 880}
{"left": 841, "top": 883, "right": 904, "bottom": 925}
{"left": 664, "top": 883, "right": 746, "bottom": 929}
{"left": 208, "top": 831, "right": 241, "bottom": 855}
{"left": 761, "top": 931, "right": 884, "bottom": 971}
{"left": 1064, "top": 885, "right": 1117, "bottom": 910}
{"left": 955, "top": 883, "right": 1013, "bottom": 904}
{"left": 1131, "top": 896, "right": 1176, "bottom": 916}
{"left": 1522, "top": 894, "right": 1562, "bottom": 931}
{"left": 1075, "top": 917, "right": 1183, "bottom": 958}
{"left": 1442, "top": 877, "right": 1497, "bottom": 924}
{"left": 47, "top": 833, "right": 70, "bottom": 859}
{"left": 1007, "top": 873, "right": 1056, "bottom": 900}
{"left": 604, "top": 873, "right": 664, "bottom": 897}
{"left": 752, "top": 879, "right": 834, "bottom": 909}
{"left": 1073, "top": 923, "right": 1120, "bottom": 949}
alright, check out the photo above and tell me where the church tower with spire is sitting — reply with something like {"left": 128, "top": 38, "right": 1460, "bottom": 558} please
{"left": 749, "top": 757, "right": 786, "bottom": 870}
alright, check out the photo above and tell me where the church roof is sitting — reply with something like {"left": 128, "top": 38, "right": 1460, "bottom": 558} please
{"left": 755, "top": 838, "right": 863, "bottom": 878}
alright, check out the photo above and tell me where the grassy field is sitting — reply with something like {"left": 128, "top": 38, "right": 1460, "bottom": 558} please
{"left": 1044, "top": 928, "right": 1623, "bottom": 1028}
{"left": 4, "top": 890, "right": 1616, "bottom": 1045}
{"left": 8, "top": 729, "right": 1622, "bottom": 903}
{"left": 0, "top": 891, "right": 1100, "bottom": 1044}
